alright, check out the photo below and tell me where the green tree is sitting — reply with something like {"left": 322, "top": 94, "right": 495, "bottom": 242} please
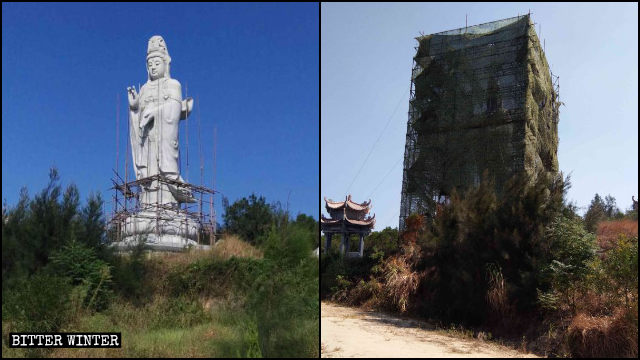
{"left": 539, "top": 215, "right": 597, "bottom": 312}
{"left": 292, "top": 213, "right": 319, "bottom": 248}
{"left": 48, "top": 240, "right": 113, "bottom": 311}
{"left": 584, "top": 193, "right": 607, "bottom": 233}
{"left": 223, "top": 194, "right": 274, "bottom": 245}
{"left": 366, "top": 227, "right": 400, "bottom": 258}
{"left": 420, "top": 170, "right": 569, "bottom": 323}
{"left": 604, "top": 194, "right": 623, "bottom": 219}
{"left": 79, "top": 192, "right": 105, "bottom": 249}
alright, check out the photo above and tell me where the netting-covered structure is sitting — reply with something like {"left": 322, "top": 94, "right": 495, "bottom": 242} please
{"left": 399, "top": 15, "right": 560, "bottom": 230}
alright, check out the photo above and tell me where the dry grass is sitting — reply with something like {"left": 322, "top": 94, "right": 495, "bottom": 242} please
{"left": 567, "top": 306, "right": 638, "bottom": 358}
{"left": 486, "top": 264, "right": 511, "bottom": 319}
{"left": 597, "top": 219, "right": 638, "bottom": 253}
{"left": 211, "top": 234, "right": 263, "bottom": 260}
{"left": 148, "top": 234, "right": 262, "bottom": 267}
{"left": 384, "top": 256, "right": 421, "bottom": 313}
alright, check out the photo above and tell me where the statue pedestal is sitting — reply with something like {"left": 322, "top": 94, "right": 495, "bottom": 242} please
{"left": 110, "top": 207, "right": 211, "bottom": 252}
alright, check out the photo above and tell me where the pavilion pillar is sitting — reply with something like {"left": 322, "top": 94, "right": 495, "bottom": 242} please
{"left": 339, "top": 234, "right": 346, "bottom": 255}
{"left": 359, "top": 233, "right": 364, "bottom": 258}
{"left": 344, "top": 233, "right": 350, "bottom": 256}
{"left": 325, "top": 233, "right": 332, "bottom": 254}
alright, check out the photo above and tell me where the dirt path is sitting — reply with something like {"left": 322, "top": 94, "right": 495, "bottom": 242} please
{"left": 321, "top": 302, "right": 538, "bottom": 358}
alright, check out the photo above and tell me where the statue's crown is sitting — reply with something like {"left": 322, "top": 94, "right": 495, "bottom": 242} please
{"left": 147, "top": 35, "right": 170, "bottom": 60}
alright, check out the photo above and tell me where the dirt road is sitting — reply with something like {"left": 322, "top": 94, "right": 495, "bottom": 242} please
{"left": 321, "top": 302, "right": 538, "bottom": 358}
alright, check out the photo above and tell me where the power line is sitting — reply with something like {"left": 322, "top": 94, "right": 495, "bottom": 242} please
{"left": 382, "top": 209, "right": 400, "bottom": 230}
{"left": 345, "top": 89, "right": 408, "bottom": 195}
{"left": 366, "top": 157, "right": 403, "bottom": 200}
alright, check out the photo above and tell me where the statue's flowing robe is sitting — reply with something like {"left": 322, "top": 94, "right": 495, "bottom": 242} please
{"left": 129, "top": 78, "right": 186, "bottom": 203}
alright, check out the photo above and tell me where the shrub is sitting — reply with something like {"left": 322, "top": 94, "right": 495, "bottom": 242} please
{"left": 599, "top": 235, "right": 638, "bottom": 309}
{"left": 2, "top": 273, "right": 72, "bottom": 332}
{"left": 249, "top": 223, "right": 319, "bottom": 358}
{"left": 538, "top": 214, "right": 597, "bottom": 313}
{"left": 49, "top": 240, "right": 114, "bottom": 311}
{"left": 382, "top": 255, "right": 421, "bottom": 313}
{"left": 366, "top": 227, "right": 400, "bottom": 259}
{"left": 320, "top": 252, "right": 346, "bottom": 298}
{"left": 110, "top": 238, "right": 149, "bottom": 303}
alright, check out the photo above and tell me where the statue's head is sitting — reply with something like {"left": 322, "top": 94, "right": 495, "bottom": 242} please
{"left": 146, "top": 35, "right": 171, "bottom": 81}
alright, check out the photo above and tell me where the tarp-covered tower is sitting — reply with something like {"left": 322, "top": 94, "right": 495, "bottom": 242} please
{"left": 399, "top": 14, "right": 560, "bottom": 230}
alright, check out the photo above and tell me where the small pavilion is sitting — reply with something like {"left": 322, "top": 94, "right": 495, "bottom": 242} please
{"left": 321, "top": 195, "right": 375, "bottom": 257}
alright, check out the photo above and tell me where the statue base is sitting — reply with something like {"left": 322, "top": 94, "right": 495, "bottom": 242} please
{"left": 110, "top": 206, "right": 212, "bottom": 252}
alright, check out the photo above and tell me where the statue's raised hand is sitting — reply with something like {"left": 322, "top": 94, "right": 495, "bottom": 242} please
{"left": 127, "top": 86, "right": 139, "bottom": 110}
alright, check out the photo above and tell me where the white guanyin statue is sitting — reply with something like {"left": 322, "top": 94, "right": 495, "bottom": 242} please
{"left": 116, "top": 35, "right": 203, "bottom": 251}
{"left": 127, "top": 35, "right": 195, "bottom": 205}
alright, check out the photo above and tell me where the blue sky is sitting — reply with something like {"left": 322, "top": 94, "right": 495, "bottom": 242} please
{"left": 321, "top": 2, "right": 638, "bottom": 230}
{"left": 2, "top": 3, "right": 319, "bottom": 220}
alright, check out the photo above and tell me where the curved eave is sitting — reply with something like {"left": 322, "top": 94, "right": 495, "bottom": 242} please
{"left": 344, "top": 213, "right": 376, "bottom": 226}
{"left": 346, "top": 194, "right": 371, "bottom": 211}
{"left": 320, "top": 217, "right": 341, "bottom": 224}
{"left": 324, "top": 195, "right": 371, "bottom": 212}
{"left": 321, "top": 213, "right": 376, "bottom": 227}
{"left": 344, "top": 218, "right": 375, "bottom": 226}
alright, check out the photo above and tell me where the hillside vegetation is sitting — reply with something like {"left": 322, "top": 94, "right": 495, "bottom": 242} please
{"left": 2, "top": 168, "right": 319, "bottom": 358}
{"left": 321, "top": 171, "right": 637, "bottom": 357}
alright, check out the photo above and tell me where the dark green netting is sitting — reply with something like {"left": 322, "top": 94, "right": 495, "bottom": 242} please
{"left": 400, "top": 15, "right": 560, "bottom": 229}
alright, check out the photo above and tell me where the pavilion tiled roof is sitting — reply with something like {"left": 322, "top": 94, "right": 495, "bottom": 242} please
{"left": 324, "top": 195, "right": 371, "bottom": 212}
{"left": 320, "top": 212, "right": 376, "bottom": 227}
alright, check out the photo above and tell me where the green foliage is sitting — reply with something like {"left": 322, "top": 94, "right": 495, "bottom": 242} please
{"left": 292, "top": 213, "right": 320, "bottom": 248}
{"left": 584, "top": 193, "right": 626, "bottom": 232}
{"left": 110, "top": 238, "right": 149, "bottom": 303}
{"left": 416, "top": 170, "right": 568, "bottom": 324}
{"left": 148, "top": 296, "right": 211, "bottom": 330}
{"left": 2, "top": 169, "right": 319, "bottom": 357}
{"left": 2, "top": 168, "right": 107, "bottom": 283}
{"left": 603, "top": 195, "right": 623, "bottom": 219}
{"left": 596, "top": 235, "right": 638, "bottom": 309}
{"left": 320, "top": 251, "right": 347, "bottom": 298}
{"left": 206, "top": 303, "right": 263, "bottom": 358}
{"left": 248, "top": 220, "right": 319, "bottom": 357}
{"left": 168, "top": 257, "right": 247, "bottom": 298}
{"left": 584, "top": 193, "right": 608, "bottom": 233}
{"left": 366, "top": 227, "right": 400, "bottom": 259}
{"left": 48, "top": 240, "right": 114, "bottom": 311}
{"left": 79, "top": 192, "right": 106, "bottom": 249}
{"left": 2, "top": 273, "right": 71, "bottom": 332}
{"left": 2, "top": 168, "right": 113, "bottom": 339}
{"left": 223, "top": 193, "right": 274, "bottom": 245}
{"left": 537, "top": 215, "right": 597, "bottom": 312}
{"left": 263, "top": 222, "right": 313, "bottom": 268}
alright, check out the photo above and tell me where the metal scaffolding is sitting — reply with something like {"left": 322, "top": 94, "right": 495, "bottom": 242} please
{"left": 106, "top": 88, "right": 218, "bottom": 248}
{"left": 399, "top": 14, "right": 560, "bottom": 230}
{"left": 107, "top": 173, "right": 217, "bottom": 246}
